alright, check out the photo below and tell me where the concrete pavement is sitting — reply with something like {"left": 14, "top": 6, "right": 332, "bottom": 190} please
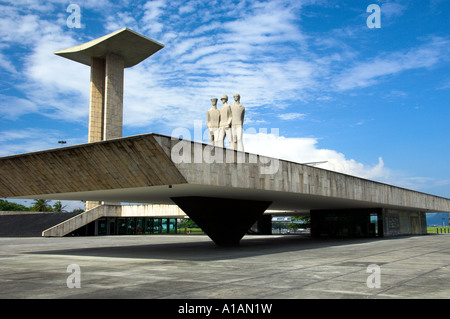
{"left": 0, "top": 234, "right": 449, "bottom": 299}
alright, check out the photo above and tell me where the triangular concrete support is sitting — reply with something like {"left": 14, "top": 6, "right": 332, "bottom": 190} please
{"left": 171, "top": 196, "right": 272, "bottom": 246}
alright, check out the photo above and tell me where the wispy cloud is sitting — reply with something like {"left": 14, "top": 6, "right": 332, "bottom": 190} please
{"left": 0, "top": 128, "right": 85, "bottom": 156}
{"left": 381, "top": 1, "right": 407, "bottom": 19}
{"left": 0, "top": 95, "right": 38, "bottom": 120}
{"left": 277, "top": 113, "right": 306, "bottom": 121}
{"left": 333, "top": 37, "right": 450, "bottom": 91}
{"left": 4, "top": 1, "right": 447, "bottom": 130}
{"left": 117, "top": 0, "right": 318, "bottom": 128}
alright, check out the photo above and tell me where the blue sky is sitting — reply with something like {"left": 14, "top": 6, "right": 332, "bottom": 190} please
{"left": 0, "top": 0, "right": 449, "bottom": 210}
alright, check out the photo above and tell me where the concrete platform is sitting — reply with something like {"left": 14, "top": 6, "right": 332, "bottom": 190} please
{"left": 0, "top": 234, "right": 449, "bottom": 299}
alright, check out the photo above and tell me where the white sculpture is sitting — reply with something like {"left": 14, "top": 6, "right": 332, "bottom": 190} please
{"left": 217, "top": 94, "right": 232, "bottom": 148}
{"left": 206, "top": 98, "right": 220, "bottom": 146}
{"left": 230, "top": 93, "right": 245, "bottom": 152}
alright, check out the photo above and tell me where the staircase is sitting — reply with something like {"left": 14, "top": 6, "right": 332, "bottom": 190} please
{"left": 42, "top": 205, "right": 122, "bottom": 237}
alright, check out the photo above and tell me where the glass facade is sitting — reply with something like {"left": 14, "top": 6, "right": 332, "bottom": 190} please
{"left": 310, "top": 209, "right": 383, "bottom": 238}
{"left": 67, "top": 217, "right": 178, "bottom": 236}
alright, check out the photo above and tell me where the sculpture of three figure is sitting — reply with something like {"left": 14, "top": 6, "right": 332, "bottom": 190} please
{"left": 206, "top": 94, "right": 245, "bottom": 152}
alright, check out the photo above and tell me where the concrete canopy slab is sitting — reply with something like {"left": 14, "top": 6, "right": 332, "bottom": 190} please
{"left": 0, "top": 133, "right": 449, "bottom": 214}
{"left": 54, "top": 28, "right": 164, "bottom": 68}
{"left": 0, "top": 134, "right": 187, "bottom": 197}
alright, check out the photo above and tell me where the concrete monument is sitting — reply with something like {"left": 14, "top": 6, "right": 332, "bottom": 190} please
{"left": 230, "top": 93, "right": 245, "bottom": 151}
{"left": 3, "top": 28, "right": 449, "bottom": 247}
{"left": 206, "top": 98, "right": 220, "bottom": 146}
{"left": 218, "top": 94, "right": 232, "bottom": 148}
{"left": 54, "top": 28, "right": 164, "bottom": 143}
{"left": 54, "top": 28, "right": 164, "bottom": 210}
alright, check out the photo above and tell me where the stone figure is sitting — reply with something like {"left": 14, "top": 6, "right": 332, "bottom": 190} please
{"left": 230, "top": 93, "right": 245, "bottom": 152}
{"left": 218, "top": 94, "right": 232, "bottom": 148}
{"left": 206, "top": 98, "right": 220, "bottom": 146}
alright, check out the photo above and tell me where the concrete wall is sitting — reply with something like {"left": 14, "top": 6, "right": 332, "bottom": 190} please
{"left": 154, "top": 135, "right": 450, "bottom": 213}
{"left": 383, "top": 209, "right": 427, "bottom": 237}
{"left": 0, "top": 134, "right": 187, "bottom": 198}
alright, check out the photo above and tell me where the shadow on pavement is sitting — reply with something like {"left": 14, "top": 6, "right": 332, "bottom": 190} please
{"left": 27, "top": 235, "right": 387, "bottom": 261}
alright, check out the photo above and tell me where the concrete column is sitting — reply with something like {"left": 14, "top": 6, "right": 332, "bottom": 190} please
{"left": 171, "top": 196, "right": 272, "bottom": 246}
{"left": 103, "top": 53, "right": 124, "bottom": 140}
{"left": 88, "top": 58, "right": 105, "bottom": 143}
{"left": 86, "top": 54, "right": 124, "bottom": 210}
{"left": 86, "top": 58, "right": 105, "bottom": 211}
{"left": 88, "top": 54, "right": 124, "bottom": 143}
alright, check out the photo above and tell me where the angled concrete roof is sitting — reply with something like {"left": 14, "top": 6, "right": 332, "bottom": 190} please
{"left": 0, "top": 133, "right": 449, "bottom": 213}
{"left": 54, "top": 28, "right": 164, "bottom": 68}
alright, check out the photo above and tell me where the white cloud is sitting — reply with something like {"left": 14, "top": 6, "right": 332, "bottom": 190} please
{"left": 0, "top": 3, "right": 89, "bottom": 122}
{"left": 244, "top": 132, "right": 391, "bottom": 181}
{"left": 0, "top": 52, "right": 18, "bottom": 74}
{"left": 2, "top": 0, "right": 449, "bottom": 130}
{"left": 381, "top": 2, "right": 407, "bottom": 19}
{"left": 105, "top": 12, "right": 139, "bottom": 32}
{"left": 277, "top": 113, "right": 306, "bottom": 121}
{"left": 21, "top": 33, "right": 90, "bottom": 121}
{"left": 141, "top": 0, "right": 166, "bottom": 34}
{"left": 0, "top": 11, "right": 41, "bottom": 44}
{"left": 334, "top": 37, "right": 450, "bottom": 91}
{"left": 0, "top": 128, "right": 86, "bottom": 157}
{"left": 116, "top": 0, "right": 318, "bottom": 128}
{"left": 243, "top": 132, "right": 450, "bottom": 193}
{"left": 0, "top": 95, "right": 38, "bottom": 119}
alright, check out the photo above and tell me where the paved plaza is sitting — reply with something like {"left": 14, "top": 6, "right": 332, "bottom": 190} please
{"left": 0, "top": 234, "right": 449, "bottom": 299}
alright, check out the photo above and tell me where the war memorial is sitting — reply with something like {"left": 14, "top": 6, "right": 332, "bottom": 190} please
{"left": 0, "top": 28, "right": 449, "bottom": 247}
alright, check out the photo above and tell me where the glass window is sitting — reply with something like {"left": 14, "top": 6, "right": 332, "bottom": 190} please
{"left": 127, "top": 218, "right": 136, "bottom": 235}
{"left": 153, "top": 219, "right": 161, "bottom": 234}
{"left": 145, "top": 218, "right": 153, "bottom": 234}
{"left": 162, "top": 219, "right": 168, "bottom": 233}
{"left": 168, "top": 219, "right": 177, "bottom": 234}
{"left": 97, "top": 218, "right": 107, "bottom": 235}
{"left": 136, "top": 218, "right": 144, "bottom": 235}
{"left": 118, "top": 218, "right": 127, "bottom": 235}
{"left": 370, "top": 214, "right": 378, "bottom": 236}
{"left": 109, "top": 218, "right": 116, "bottom": 235}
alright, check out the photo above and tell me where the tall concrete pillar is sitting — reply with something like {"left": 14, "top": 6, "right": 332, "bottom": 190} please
{"left": 88, "top": 58, "right": 105, "bottom": 143}
{"left": 88, "top": 54, "right": 124, "bottom": 143}
{"left": 54, "top": 28, "right": 164, "bottom": 212}
{"left": 103, "top": 53, "right": 124, "bottom": 140}
{"left": 86, "top": 58, "right": 105, "bottom": 210}
{"left": 55, "top": 27, "right": 164, "bottom": 143}
{"left": 86, "top": 54, "right": 124, "bottom": 209}
{"left": 171, "top": 196, "right": 272, "bottom": 246}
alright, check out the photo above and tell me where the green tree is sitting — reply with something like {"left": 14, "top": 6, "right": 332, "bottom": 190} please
{"left": 290, "top": 216, "right": 311, "bottom": 229}
{"left": 52, "top": 201, "right": 66, "bottom": 213}
{"left": 0, "top": 199, "right": 30, "bottom": 211}
{"left": 178, "top": 218, "right": 198, "bottom": 229}
{"left": 30, "top": 199, "right": 52, "bottom": 212}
